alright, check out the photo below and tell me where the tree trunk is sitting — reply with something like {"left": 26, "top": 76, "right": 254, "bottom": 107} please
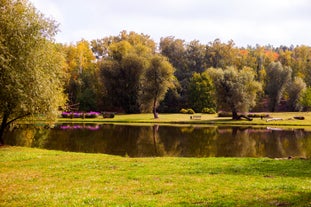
{"left": 153, "top": 107, "right": 159, "bottom": 119}
{"left": 232, "top": 109, "right": 239, "bottom": 120}
{"left": 0, "top": 113, "right": 9, "bottom": 146}
{"left": 153, "top": 98, "right": 159, "bottom": 119}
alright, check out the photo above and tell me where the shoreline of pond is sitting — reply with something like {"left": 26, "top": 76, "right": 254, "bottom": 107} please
{"left": 54, "top": 112, "right": 311, "bottom": 128}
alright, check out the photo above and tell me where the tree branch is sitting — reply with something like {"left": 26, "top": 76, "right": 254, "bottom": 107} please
{"left": 5, "top": 113, "right": 31, "bottom": 127}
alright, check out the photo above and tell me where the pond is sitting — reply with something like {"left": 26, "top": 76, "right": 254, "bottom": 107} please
{"left": 4, "top": 123, "right": 311, "bottom": 158}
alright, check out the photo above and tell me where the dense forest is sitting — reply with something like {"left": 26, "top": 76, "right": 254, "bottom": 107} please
{"left": 60, "top": 30, "right": 311, "bottom": 116}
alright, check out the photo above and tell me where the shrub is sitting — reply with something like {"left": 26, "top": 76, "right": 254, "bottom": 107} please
{"left": 61, "top": 112, "right": 71, "bottom": 118}
{"left": 202, "top": 108, "right": 216, "bottom": 114}
{"left": 85, "top": 111, "right": 100, "bottom": 118}
{"left": 103, "top": 112, "right": 115, "bottom": 118}
{"left": 180, "top": 108, "right": 188, "bottom": 114}
{"left": 61, "top": 112, "right": 81, "bottom": 118}
{"left": 73, "top": 112, "right": 82, "bottom": 118}
{"left": 61, "top": 111, "right": 100, "bottom": 118}
{"left": 247, "top": 113, "right": 270, "bottom": 118}
{"left": 186, "top": 108, "right": 195, "bottom": 114}
{"left": 180, "top": 108, "right": 195, "bottom": 114}
{"left": 218, "top": 111, "right": 232, "bottom": 117}
{"left": 218, "top": 112, "right": 270, "bottom": 118}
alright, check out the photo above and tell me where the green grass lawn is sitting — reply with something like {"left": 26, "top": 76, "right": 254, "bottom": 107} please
{"left": 58, "top": 112, "right": 311, "bottom": 127}
{"left": 1, "top": 146, "right": 311, "bottom": 207}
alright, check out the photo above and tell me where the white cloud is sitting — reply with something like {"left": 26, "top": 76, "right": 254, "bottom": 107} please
{"left": 29, "top": 0, "right": 63, "bottom": 22}
{"left": 29, "top": 0, "right": 311, "bottom": 46}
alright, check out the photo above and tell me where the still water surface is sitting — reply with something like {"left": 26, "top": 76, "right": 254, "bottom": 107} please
{"left": 4, "top": 123, "right": 311, "bottom": 158}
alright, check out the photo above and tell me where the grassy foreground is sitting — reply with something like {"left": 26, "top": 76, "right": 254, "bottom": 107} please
{"left": 58, "top": 112, "right": 311, "bottom": 127}
{"left": 1, "top": 147, "right": 311, "bottom": 207}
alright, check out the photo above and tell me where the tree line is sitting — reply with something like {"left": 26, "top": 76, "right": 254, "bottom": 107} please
{"left": 1, "top": 0, "right": 311, "bottom": 143}
{"left": 62, "top": 32, "right": 311, "bottom": 117}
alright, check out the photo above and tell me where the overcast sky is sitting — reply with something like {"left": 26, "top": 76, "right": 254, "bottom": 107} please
{"left": 29, "top": 0, "right": 311, "bottom": 47}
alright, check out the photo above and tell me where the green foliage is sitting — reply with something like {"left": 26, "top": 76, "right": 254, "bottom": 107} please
{"left": 247, "top": 113, "right": 270, "bottom": 118}
{"left": 179, "top": 108, "right": 188, "bottom": 114}
{"left": 158, "top": 86, "right": 182, "bottom": 113}
{"left": 139, "top": 55, "right": 175, "bottom": 116}
{"left": 180, "top": 108, "right": 195, "bottom": 114}
{"left": 205, "top": 39, "right": 239, "bottom": 68}
{"left": 0, "top": 0, "right": 66, "bottom": 143}
{"left": 218, "top": 111, "right": 233, "bottom": 117}
{"left": 100, "top": 49, "right": 147, "bottom": 113}
{"left": 99, "top": 31, "right": 156, "bottom": 113}
{"left": 265, "top": 62, "right": 292, "bottom": 112}
{"left": 103, "top": 113, "right": 115, "bottom": 118}
{"left": 300, "top": 87, "right": 311, "bottom": 111}
{"left": 188, "top": 72, "right": 216, "bottom": 113}
{"left": 207, "top": 66, "right": 262, "bottom": 119}
{"left": 202, "top": 108, "right": 216, "bottom": 114}
{"left": 287, "top": 77, "right": 306, "bottom": 111}
{"left": 187, "top": 108, "right": 195, "bottom": 114}
{"left": 85, "top": 35, "right": 311, "bottom": 114}
{"left": 62, "top": 40, "right": 100, "bottom": 111}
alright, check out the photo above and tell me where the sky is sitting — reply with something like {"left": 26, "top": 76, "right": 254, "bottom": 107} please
{"left": 29, "top": 0, "right": 311, "bottom": 47}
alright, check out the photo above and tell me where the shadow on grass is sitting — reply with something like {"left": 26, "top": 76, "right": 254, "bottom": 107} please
{"left": 175, "top": 191, "right": 311, "bottom": 207}
{"left": 225, "top": 159, "right": 311, "bottom": 178}
{"left": 185, "top": 158, "right": 311, "bottom": 178}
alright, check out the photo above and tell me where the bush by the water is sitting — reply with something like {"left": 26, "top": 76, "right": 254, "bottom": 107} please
{"left": 218, "top": 111, "right": 270, "bottom": 118}
{"left": 85, "top": 111, "right": 100, "bottom": 118}
{"left": 247, "top": 113, "right": 270, "bottom": 118}
{"left": 202, "top": 108, "right": 216, "bottom": 114}
{"left": 180, "top": 108, "right": 195, "bottom": 114}
{"left": 218, "top": 111, "right": 232, "bottom": 117}
{"left": 103, "top": 112, "right": 115, "bottom": 118}
{"left": 61, "top": 111, "right": 100, "bottom": 118}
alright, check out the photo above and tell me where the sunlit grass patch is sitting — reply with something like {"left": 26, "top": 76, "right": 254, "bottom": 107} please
{"left": 56, "top": 112, "right": 311, "bottom": 128}
{"left": 1, "top": 147, "right": 311, "bottom": 206}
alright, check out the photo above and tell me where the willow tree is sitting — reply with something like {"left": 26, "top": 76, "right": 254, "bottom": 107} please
{"left": 100, "top": 41, "right": 148, "bottom": 113}
{"left": 140, "top": 55, "right": 175, "bottom": 118}
{"left": 0, "top": 0, "right": 66, "bottom": 145}
{"left": 207, "top": 66, "right": 262, "bottom": 120}
{"left": 265, "top": 62, "right": 292, "bottom": 112}
{"left": 287, "top": 77, "right": 306, "bottom": 111}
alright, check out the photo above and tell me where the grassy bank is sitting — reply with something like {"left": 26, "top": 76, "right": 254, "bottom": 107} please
{"left": 1, "top": 147, "right": 311, "bottom": 206}
{"left": 57, "top": 112, "right": 311, "bottom": 127}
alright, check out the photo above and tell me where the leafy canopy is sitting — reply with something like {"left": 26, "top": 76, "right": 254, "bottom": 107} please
{"left": 207, "top": 66, "right": 262, "bottom": 119}
{"left": 0, "top": 0, "right": 66, "bottom": 140}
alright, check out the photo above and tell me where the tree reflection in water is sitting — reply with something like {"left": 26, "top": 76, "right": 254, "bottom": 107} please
{"left": 4, "top": 124, "right": 311, "bottom": 158}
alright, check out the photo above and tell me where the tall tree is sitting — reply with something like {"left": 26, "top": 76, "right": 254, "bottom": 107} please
{"left": 62, "top": 40, "right": 98, "bottom": 111}
{"left": 184, "top": 40, "right": 207, "bottom": 77}
{"left": 205, "top": 39, "right": 239, "bottom": 69}
{"left": 207, "top": 66, "right": 262, "bottom": 119}
{"left": 291, "top": 45, "right": 311, "bottom": 86}
{"left": 300, "top": 87, "right": 311, "bottom": 111}
{"left": 188, "top": 72, "right": 216, "bottom": 113}
{"left": 100, "top": 53, "right": 146, "bottom": 113}
{"left": 160, "top": 37, "right": 207, "bottom": 109}
{"left": 0, "top": 0, "right": 66, "bottom": 144}
{"left": 159, "top": 36, "right": 186, "bottom": 77}
{"left": 99, "top": 32, "right": 154, "bottom": 113}
{"left": 265, "top": 62, "right": 292, "bottom": 112}
{"left": 286, "top": 77, "right": 306, "bottom": 111}
{"left": 140, "top": 55, "right": 175, "bottom": 118}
